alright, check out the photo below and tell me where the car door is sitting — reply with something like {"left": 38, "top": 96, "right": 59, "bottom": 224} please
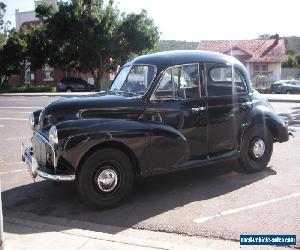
{"left": 147, "top": 63, "right": 208, "bottom": 169}
{"left": 205, "top": 63, "right": 251, "bottom": 156}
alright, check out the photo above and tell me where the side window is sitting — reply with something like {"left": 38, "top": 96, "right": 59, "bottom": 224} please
{"left": 155, "top": 64, "right": 200, "bottom": 100}
{"left": 206, "top": 63, "right": 247, "bottom": 97}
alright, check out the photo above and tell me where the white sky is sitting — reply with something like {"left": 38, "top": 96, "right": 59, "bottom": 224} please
{"left": 3, "top": 0, "right": 300, "bottom": 41}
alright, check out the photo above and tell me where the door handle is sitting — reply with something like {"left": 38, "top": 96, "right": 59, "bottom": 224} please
{"left": 192, "top": 106, "right": 206, "bottom": 113}
{"left": 241, "top": 102, "right": 252, "bottom": 111}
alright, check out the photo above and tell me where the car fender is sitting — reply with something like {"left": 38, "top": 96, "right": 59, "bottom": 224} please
{"left": 55, "top": 118, "right": 189, "bottom": 176}
{"left": 238, "top": 101, "right": 288, "bottom": 149}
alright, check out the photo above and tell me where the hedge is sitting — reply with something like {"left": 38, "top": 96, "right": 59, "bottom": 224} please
{"left": 0, "top": 85, "right": 56, "bottom": 93}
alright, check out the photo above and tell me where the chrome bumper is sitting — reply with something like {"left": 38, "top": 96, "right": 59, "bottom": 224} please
{"left": 22, "top": 144, "right": 75, "bottom": 182}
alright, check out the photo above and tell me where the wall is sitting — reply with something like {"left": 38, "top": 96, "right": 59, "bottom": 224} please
{"left": 15, "top": 9, "right": 38, "bottom": 31}
{"left": 247, "top": 62, "right": 281, "bottom": 82}
{"left": 281, "top": 68, "right": 300, "bottom": 80}
{"left": 267, "top": 63, "right": 281, "bottom": 81}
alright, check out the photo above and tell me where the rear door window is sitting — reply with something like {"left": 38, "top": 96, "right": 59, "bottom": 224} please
{"left": 206, "top": 63, "right": 247, "bottom": 97}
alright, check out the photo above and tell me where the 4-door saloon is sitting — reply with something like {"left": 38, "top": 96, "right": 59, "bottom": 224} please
{"left": 22, "top": 51, "right": 290, "bottom": 208}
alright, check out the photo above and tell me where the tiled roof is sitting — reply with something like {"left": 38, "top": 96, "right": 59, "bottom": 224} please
{"left": 197, "top": 38, "right": 286, "bottom": 63}
{"left": 20, "top": 20, "right": 42, "bottom": 29}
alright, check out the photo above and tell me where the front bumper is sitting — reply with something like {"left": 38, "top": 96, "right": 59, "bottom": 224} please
{"left": 22, "top": 144, "right": 75, "bottom": 182}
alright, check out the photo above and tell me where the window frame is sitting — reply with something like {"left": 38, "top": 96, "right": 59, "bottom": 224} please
{"left": 151, "top": 63, "right": 201, "bottom": 101}
{"left": 109, "top": 64, "right": 157, "bottom": 97}
{"left": 253, "top": 63, "right": 268, "bottom": 79}
{"left": 43, "top": 66, "right": 54, "bottom": 81}
{"left": 204, "top": 62, "right": 248, "bottom": 98}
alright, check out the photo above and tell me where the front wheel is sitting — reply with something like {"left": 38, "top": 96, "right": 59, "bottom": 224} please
{"left": 239, "top": 125, "right": 273, "bottom": 173}
{"left": 77, "top": 148, "right": 134, "bottom": 208}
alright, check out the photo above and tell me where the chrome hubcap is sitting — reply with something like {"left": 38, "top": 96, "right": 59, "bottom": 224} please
{"left": 97, "top": 168, "right": 118, "bottom": 192}
{"left": 252, "top": 139, "right": 265, "bottom": 158}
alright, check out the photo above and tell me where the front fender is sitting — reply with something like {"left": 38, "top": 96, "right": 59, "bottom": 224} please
{"left": 56, "top": 118, "right": 151, "bottom": 173}
{"left": 55, "top": 118, "right": 189, "bottom": 176}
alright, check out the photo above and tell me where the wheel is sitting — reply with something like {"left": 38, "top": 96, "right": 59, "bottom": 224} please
{"left": 77, "top": 148, "right": 134, "bottom": 208}
{"left": 66, "top": 88, "right": 72, "bottom": 92}
{"left": 239, "top": 125, "right": 273, "bottom": 173}
{"left": 286, "top": 90, "right": 291, "bottom": 94}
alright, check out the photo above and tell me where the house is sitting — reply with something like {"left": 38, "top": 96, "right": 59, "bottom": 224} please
{"left": 197, "top": 36, "right": 286, "bottom": 87}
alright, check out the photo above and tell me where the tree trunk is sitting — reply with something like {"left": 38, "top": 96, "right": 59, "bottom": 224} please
{"left": 96, "top": 53, "right": 103, "bottom": 91}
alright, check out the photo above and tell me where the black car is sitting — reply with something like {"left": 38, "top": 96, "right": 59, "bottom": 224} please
{"left": 270, "top": 80, "right": 300, "bottom": 94}
{"left": 22, "top": 51, "right": 290, "bottom": 208}
{"left": 56, "top": 77, "right": 94, "bottom": 92}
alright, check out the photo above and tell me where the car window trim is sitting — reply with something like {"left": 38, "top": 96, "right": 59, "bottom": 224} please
{"left": 204, "top": 62, "right": 249, "bottom": 98}
{"left": 109, "top": 64, "right": 157, "bottom": 96}
{"left": 151, "top": 62, "right": 201, "bottom": 101}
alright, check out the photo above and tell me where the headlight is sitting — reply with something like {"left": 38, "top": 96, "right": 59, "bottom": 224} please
{"left": 29, "top": 113, "right": 36, "bottom": 129}
{"left": 49, "top": 125, "right": 58, "bottom": 145}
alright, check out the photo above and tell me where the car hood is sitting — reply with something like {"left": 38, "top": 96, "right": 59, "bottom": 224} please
{"left": 38, "top": 93, "right": 144, "bottom": 129}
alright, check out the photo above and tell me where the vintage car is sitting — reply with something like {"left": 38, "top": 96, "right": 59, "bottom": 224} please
{"left": 22, "top": 50, "right": 290, "bottom": 208}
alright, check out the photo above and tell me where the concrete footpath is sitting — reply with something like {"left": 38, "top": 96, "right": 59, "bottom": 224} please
{"left": 0, "top": 92, "right": 300, "bottom": 103}
{"left": 2, "top": 212, "right": 289, "bottom": 250}
{"left": 3, "top": 212, "right": 237, "bottom": 250}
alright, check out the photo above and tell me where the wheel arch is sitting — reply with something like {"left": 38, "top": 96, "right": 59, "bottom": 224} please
{"left": 76, "top": 140, "right": 140, "bottom": 178}
{"left": 239, "top": 120, "right": 276, "bottom": 150}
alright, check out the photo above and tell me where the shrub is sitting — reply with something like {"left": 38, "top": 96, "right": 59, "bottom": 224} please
{"left": 0, "top": 84, "right": 56, "bottom": 93}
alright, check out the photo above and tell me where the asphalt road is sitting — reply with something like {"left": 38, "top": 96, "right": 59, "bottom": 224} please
{"left": 0, "top": 96, "right": 299, "bottom": 245}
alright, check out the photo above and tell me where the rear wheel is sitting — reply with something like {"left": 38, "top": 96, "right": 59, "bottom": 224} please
{"left": 77, "top": 148, "right": 134, "bottom": 208}
{"left": 66, "top": 88, "right": 72, "bottom": 92}
{"left": 286, "top": 90, "right": 291, "bottom": 94}
{"left": 239, "top": 125, "right": 273, "bottom": 173}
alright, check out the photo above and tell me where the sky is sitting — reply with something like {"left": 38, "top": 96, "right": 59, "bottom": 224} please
{"left": 3, "top": 0, "right": 300, "bottom": 41}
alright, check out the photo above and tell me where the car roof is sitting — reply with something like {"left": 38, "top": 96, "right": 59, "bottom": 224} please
{"left": 127, "top": 50, "right": 243, "bottom": 68}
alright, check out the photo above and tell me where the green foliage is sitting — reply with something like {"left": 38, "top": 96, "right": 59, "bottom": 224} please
{"left": 282, "top": 53, "right": 300, "bottom": 68}
{"left": 157, "top": 40, "right": 198, "bottom": 52}
{"left": 285, "top": 36, "right": 300, "bottom": 56}
{"left": 36, "top": 0, "right": 160, "bottom": 90}
{"left": 0, "top": 1, "right": 6, "bottom": 30}
{"left": 0, "top": 26, "right": 48, "bottom": 82}
{"left": 0, "top": 84, "right": 56, "bottom": 93}
{"left": 0, "top": 1, "right": 10, "bottom": 48}
{"left": 35, "top": 3, "right": 57, "bottom": 19}
{"left": 258, "top": 34, "right": 271, "bottom": 39}
{"left": 0, "top": 0, "right": 160, "bottom": 90}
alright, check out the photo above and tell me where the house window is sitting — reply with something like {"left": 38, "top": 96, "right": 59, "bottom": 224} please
{"left": 253, "top": 64, "right": 268, "bottom": 80}
{"left": 24, "top": 67, "right": 31, "bottom": 84}
{"left": 43, "top": 66, "right": 54, "bottom": 81}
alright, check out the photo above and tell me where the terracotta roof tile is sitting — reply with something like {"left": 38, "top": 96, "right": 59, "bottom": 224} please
{"left": 20, "top": 20, "right": 42, "bottom": 29}
{"left": 197, "top": 39, "right": 285, "bottom": 63}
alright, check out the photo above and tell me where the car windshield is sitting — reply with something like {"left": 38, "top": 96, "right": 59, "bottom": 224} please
{"left": 109, "top": 65, "right": 157, "bottom": 96}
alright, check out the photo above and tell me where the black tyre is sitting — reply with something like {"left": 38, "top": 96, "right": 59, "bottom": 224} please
{"left": 286, "top": 90, "right": 291, "bottom": 94}
{"left": 77, "top": 148, "right": 134, "bottom": 208}
{"left": 239, "top": 125, "right": 273, "bottom": 173}
{"left": 66, "top": 88, "right": 72, "bottom": 92}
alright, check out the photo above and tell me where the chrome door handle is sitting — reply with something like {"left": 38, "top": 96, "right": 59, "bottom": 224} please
{"left": 192, "top": 106, "right": 206, "bottom": 112}
{"left": 241, "top": 101, "right": 252, "bottom": 111}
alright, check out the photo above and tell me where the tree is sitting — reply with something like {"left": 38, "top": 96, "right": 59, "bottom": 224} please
{"left": 258, "top": 34, "right": 271, "bottom": 39}
{"left": 0, "top": 25, "right": 49, "bottom": 84}
{"left": 0, "top": 2, "right": 10, "bottom": 48}
{"left": 37, "top": 0, "right": 159, "bottom": 90}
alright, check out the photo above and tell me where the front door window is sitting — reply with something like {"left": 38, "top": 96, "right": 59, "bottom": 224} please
{"left": 155, "top": 64, "right": 200, "bottom": 100}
